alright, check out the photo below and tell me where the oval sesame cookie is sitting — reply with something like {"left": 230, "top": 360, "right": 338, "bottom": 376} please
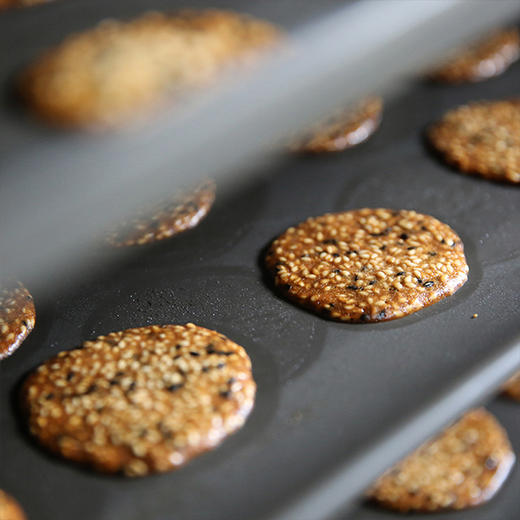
{"left": 0, "top": 282, "right": 35, "bottom": 360}
{"left": 0, "top": 491, "right": 26, "bottom": 520}
{"left": 429, "top": 29, "right": 520, "bottom": 83}
{"left": 428, "top": 100, "right": 520, "bottom": 184}
{"left": 292, "top": 97, "right": 383, "bottom": 153}
{"left": 367, "top": 409, "right": 515, "bottom": 512}
{"left": 502, "top": 371, "right": 520, "bottom": 401}
{"left": 21, "top": 323, "right": 255, "bottom": 476}
{"left": 106, "top": 180, "right": 216, "bottom": 246}
{"left": 265, "top": 209, "right": 468, "bottom": 322}
{"left": 19, "top": 10, "right": 281, "bottom": 127}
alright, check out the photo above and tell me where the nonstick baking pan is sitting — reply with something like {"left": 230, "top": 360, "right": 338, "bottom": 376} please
{"left": 1, "top": 1, "right": 519, "bottom": 520}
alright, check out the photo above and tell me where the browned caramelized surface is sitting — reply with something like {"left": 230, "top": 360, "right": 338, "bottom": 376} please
{"left": 503, "top": 371, "right": 520, "bottom": 401}
{"left": 107, "top": 180, "right": 216, "bottom": 246}
{"left": 0, "top": 282, "right": 35, "bottom": 360}
{"left": 266, "top": 209, "right": 468, "bottom": 322}
{"left": 20, "top": 10, "right": 282, "bottom": 127}
{"left": 0, "top": 491, "right": 26, "bottom": 520}
{"left": 429, "top": 29, "right": 520, "bottom": 83}
{"left": 367, "top": 409, "right": 515, "bottom": 512}
{"left": 429, "top": 100, "right": 520, "bottom": 184}
{"left": 21, "top": 324, "right": 256, "bottom": 476}
{"left": 293, "top": 97, "right": 383, "bottom": 153}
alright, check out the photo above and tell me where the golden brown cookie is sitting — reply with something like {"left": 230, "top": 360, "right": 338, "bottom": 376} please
{"left": 428, "top": 100, "right": 520, "bottom": 184}
{"left": 367, "top": 409, "right": 515, "bottom": 512}
{"left": 0, "top": 491, "right": 26, "bottom": 520}
{"left": 19, "top": 10, "right": 281, "bottom": 127}
{"left": 0, "top": 282, "right": 35, "bottom": 360}
{"left": 106, "top": 180, "right": 216, "bottom": 246}
{"left": 429, "top": 29, "right": 520, "bottom": 83}
{"left": 21, "top": 323, "right": 256, "bottom": 476}
{"left": 265, "top": 209, "right": 468, "bottom": 322}
{"left": 502, "top": 371, "right": 520, "bottom": 401}
{"left": 293, "top": 97, "right": 383, "bottom": 153}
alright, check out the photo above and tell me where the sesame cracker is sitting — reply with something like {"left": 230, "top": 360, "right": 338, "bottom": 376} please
{"left": 0, "top": 491, "right": 26, "bottom": 520}
{"left": 21, "top": 324, "right": 256, "bottom": 476}
{"left": 429, "top": 29, "right": 520, "bottom": 84}
{"left": 0, "top": 282, "right": 35, "bottom": 360}
{"left": 19, "top": 10, "right": 282, "bottom": 127}
{"left": 106, "top": 180, "right": 216, "bottom": 246}
{"left": 367, "top": 409, "right": 515, "bottom": 512}
{"left": 428, "top": 100, "right": 520, "bottom": 184}
{"left": 265, "top": 209, "right": 468, "bottom": 322}
{"left": 292, "top": 97, "right": 383, "bottom": 153}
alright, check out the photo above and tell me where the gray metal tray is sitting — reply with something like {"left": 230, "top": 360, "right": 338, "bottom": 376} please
{"left": 1, "top": 2, "right": 519, "bottom": 520}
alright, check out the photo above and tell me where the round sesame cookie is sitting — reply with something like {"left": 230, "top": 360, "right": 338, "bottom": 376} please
{"left": 265, "top": 209, "right": 468, "bottom": 322}
{"left": 107, "top": 180, "right": 216, "bottom": 247}
{"left": 21, "top": 323, "right": 255, "bottom": 476}
{"left": 19, "top": 10, "right": 281, "bottom": 127}
{"left": 429, "top": 29, "right": 520, "bottom": 83}
{"left": 428, "top": 100, "right": 520, "bottom": 184}
{"left": 293, "top": 97, "right": 383, "bottom": 153}
{"left": 367, "top": 409, "right": 515, "bottom": 512}
{"left": 502, "top": 371, "right": 520, "bottom": 401}
{"left": 0, "top": 491, "right": 26, "bottom": 520}
{"left": 0, "top": 282, "right": 35, "bottom": 360}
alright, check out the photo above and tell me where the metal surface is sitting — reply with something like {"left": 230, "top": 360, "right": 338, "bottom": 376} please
{"left": 1, "top": 1, "right": 520, "bottom": 520}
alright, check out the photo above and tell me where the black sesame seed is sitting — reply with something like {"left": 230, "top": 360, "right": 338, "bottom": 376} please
{"left": 429, "top": 251, "right": 437, "bottom": 256}
{"left": 416, "top": 278, "right": 423, "bottom": 284}
{"left": 421, "top": 226, "right": 428, "bottom": 231}
{"left": 66, "top": 372, "right": 74, "bottom": 381}
{"left": 322, "top": 238, "right": 338, "bottom": 245}
{"left": 347, "top": 285, "right": 359, "bottom": 290}
{"left": 45, "top": 393, "right": 54, "bottom": 400}
{"left": 395, "top": 271, "right": 405, "bottom": 277}
{"left": 115, "top": 371, "right": 124, "bottom": 378}
{"left": 167, "top": 384, "right": 183, "bottom": 392}
{"left": 368, "top": 280, "right": 376, "bottom": 286}
{"left": 175, "top": 344, "right": 182, "bottom": 350}
{"left": 220, "top": 390, "right": 232, "bottom": 399}
{"left": 109, "top": 379, "right": 119, "bottom": 386}
{"left": 86, "top": 384, "right": 97, "bottom": 394}
{"left": 206, "top": 344, "right": 215, "bottom": 354}
{"left": 333, "top": 269, "right": 341, "bottom": 274}
{"left": 380, "top": 245, "right": 387, "bottom": 251}
{"left": 189, "top": 351, "right": 200, "bottom": 357}
{"left": 22, "top": 320, "right": 28, "bottom": 328}
{"left": 485, "top": 457, "right": 498, "bottom": 470}
{"left": 441, "top": 238, "right": 446, "bottom": 244}
{"left": 354, "top": 275, "right": 359, "bottom": 281}
{"left": 202, "top": 366, "right": 210, "bottom": 373}
{"left": 216, "top": 363, "right": 226, "bottom": 369}
{"left": 407, "top": 246, "right": 416, "bottom": 250}
{"left": 423, "top": 281, "right": 435, "bottom": 288}
{"left": 228, "top": 377, "right": 236, "bottom": 385}
{"left": 360, "top": 313, "right": 370, "bottom": 322}
{"left": 332, "top": 253, "right": 340, "bottom": 257}
{"left": 400, "top": 233, "right": 408, "bottom": 240}
{"left": 376, "top": 310, "right": 387, "bottom": 320}
{"left": 128, "top": 382, "right": 136, "bottom": 391}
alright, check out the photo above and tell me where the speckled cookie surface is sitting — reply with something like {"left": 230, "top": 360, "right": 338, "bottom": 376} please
{"left": 107, "top": 180, "right": 216, "bottom": 246}
{"left": 21, "top": 323, "right": 256, "bottom": 476}
{"left": 265, "top": 209, "right": 468, "bottom": 322}
{"left": 367, "top": 409, "right": 515, "bottom": 512}
{"left": 429, "top": 29, "right": 520, "bottom": 83}
{"left": 0, "top": 491, "right": 26, "bottom": 520}
{"left": 0, "top": 282, "right": 35, "bottom": 360}
{"left": 503, "top": 371, "right": 520, "bottom": 401}
{"left": 20, "top": 10, "right": 281, "bottom": 127}
{"left": 428, "top": 100, "right": 520, "bottom": 184}
{"left": 293, "top": 97, "right": 383, "bottom": 153}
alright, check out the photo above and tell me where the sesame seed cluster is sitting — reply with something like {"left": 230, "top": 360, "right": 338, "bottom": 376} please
{"left": 21, "top": 323, "right": 256, "bottom": 476}
{"left": 503, "top": 371, "right": 520, "bottom": 401}
{"left": 19, "top": 10, "right": 281, "bottom": 127}
{"left": 0, "top": 490, "right": 26, "bottom": 520}
{"left": 266, "top": 208, "right": 468, "bottom": 322}
{"left": 107, "top": 179, "right": 216, "bottom": 247}
{"left": 367, "top": 409, "right": 515, "bottom": 512}
{"left": 428, "top": 100, "right": 520, "bottom": 184}
{"left": 429, "top": 29, "right": 520, "bottom": 84}
{"left": 0, "top": 282, "right": 35, "bottom": 360}
{"left": 293, "top": 97, "right": 383, "bottom": 153}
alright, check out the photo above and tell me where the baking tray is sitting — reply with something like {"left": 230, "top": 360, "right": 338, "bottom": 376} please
{"left": 1, "top": 1, "right": 520, "bottom": 520}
